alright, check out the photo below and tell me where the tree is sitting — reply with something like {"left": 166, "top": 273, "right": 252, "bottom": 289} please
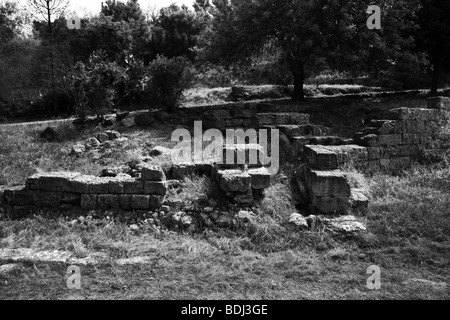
{"left": 202, "top": 0, "right": 422, "bottom": 101}
{"left": 25, "top": 0, "right": 70, "bottom": 113}
{"left": 416, "top": 0, "right": 450, "bottom": 96}
{"left": 0, "top": 1, "right": 18, "bottom": 43}
{"left": 146, "top": 4, "right": 204, "bottom": 62}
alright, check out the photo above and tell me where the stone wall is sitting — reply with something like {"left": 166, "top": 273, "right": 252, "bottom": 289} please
{"left": 1, "top": 165, "right": 167, "bottom": 211}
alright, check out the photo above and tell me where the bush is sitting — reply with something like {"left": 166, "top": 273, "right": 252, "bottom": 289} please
{"left": 67, "top": 50, "right": 127, "bottom": 120}
{"left": 147, "top": 55, "right": 195, "bottom": 113}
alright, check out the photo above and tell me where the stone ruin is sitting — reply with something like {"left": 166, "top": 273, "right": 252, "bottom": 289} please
{"left": 1, "top": 96, "right": 449, "bottom": 228}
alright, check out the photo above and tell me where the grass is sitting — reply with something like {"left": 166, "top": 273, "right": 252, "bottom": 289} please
{"left": 0, "top": 102, "right": 449, "bottom": 300}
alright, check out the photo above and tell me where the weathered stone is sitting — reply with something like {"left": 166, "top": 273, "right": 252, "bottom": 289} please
{"left": 217, "top": 170, "right": 252, "bottom": 193}
{"left": 109, "top": 174, "right": 133, "bottom": 194}
{"left": 367, "top": 147, "right": 381, "bottom": 160}
{"left": 180, "top": 215, "right": 193, "bottom": 227}
{"left": 150, "top": 146, "right": 172, "bottom": 157}
{"left": 402, "top": 133, "right": 420, "bottom": 145}
{"left": 89, "top": 177, "right": 111, "bottom": 194}
{"left": 98, "top": 194, "right": 120, "bottom": 210}
{"left": 61, "top": 193, "right": 81, "bottom": 205}
{"left": 368, "top": 160, "right": 380, "bottom": 171}
{"left": 427, "top": 96, "right": 450, "bottom": 110}
{"left": 237, "top": 210, "right": 254, "bottom": 223}
{"left": 134, "top": 112, "right": 155, "bottom": 126}
{"left": 80, "top": 194, "right": 98, "bottom": 210}
{"left": 3, "top": 187, "right": 33, "bottom": 206}
{"left": 105, "top": 130, "right": 120, "bottom": 140}
{"left": 149, "top": 195, "right": 163, "bottom": 209}
{"left": 71, "top": 144, "right": 86, "bottom": 156}
{"left": 70, "top": 175, "right": 95, "bottom": 194}
{"left": 140, "top": 164, "right": 166, "bottom": 181}
{"left": 289, "top": 213, "right": 308, "bottom": 229}
{"left": 121, "top": 117, "right": 136, "bottom": 127}
{"left": 131, "top": 195, "right": 150, "bottom": 210}
{"left": 33, "top": 192, "right": 62, "bottom": 208}
{"left": 101, "top": 166, "right": 129, "bottom": 177}
{"left": 85, "top": 137, "right": 101, "bottom": 149}
{"left": 323, "top": 215, "right": 366, "bottom": 233}
{"left": 221, "top": 144, "right": 265, "bottom": 168}
{"left": 216, "top": 215, "right": 231, "bottom": 227}
{"left": 289, "top": 113, "right": 311, "bottom": 124}
{"left": 248, "top": 167, "right": 271, "bottom": 189}
{"left": 358, "top": 134, "right": 378, "bottom": 147}
{"left": 308, "top": 169, "right": 351, "bottom": 198}
{"left": 124, "top": 180, "right": 144, "bottom": 194}
{"left": 97, "top": 132, "right": 109, "bottom": 143}
{"left": 119, "top": 195, "right": 132, "bottom": 210}
{"left": 36, "top": 172, "right": 81, "bottom": 192}
{"left": 305, "top": 145, "right": 338, "bottom": 169}
{"left": 350, "top": 189, "right": 369, "bottom": 210}
{"left": 144, "top": 181, "right": 167, "bottom": 195}
{"left": 377, "top": 134, "right": 402, "bottom": 146}
{"left": 380, "top": 158, "right": 390, "bottom": 170}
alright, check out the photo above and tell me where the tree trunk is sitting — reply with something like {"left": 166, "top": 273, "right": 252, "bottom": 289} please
{"left": 292, "top": 63, "right": 305, "bottom": 101}
{"left": 430, "top": 59, "right": 441, "bottom": 97}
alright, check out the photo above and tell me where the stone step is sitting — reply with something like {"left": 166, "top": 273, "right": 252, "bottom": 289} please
{"left": 276, "top": 124, "right": 325, "bottom": 139}
{"left": 292, "top": 136, "right": 353, "bottom": 148}
{"left": 216, "top": 144, "right": 266, "bottom": 169}
{"left": 304, "top": 144, "right": 368, "bottom": 170}
{"left": 213, "top": 167, "right": 271, "bottom": 193}
{"left": 257, "top": 113, "right": 310, "bottom": 126}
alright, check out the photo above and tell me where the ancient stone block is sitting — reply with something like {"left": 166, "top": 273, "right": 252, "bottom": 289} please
{"left": 305, "top": 145, "right": 338, "bottom": 170}
{"left": 109, "top": 174, "right": 134, "bottom": 194}
{"left": 61, "top": 193, "right": 81, "bottom": 205}
{"left": 89, "top": 177, "right": 111, "bottom": 194}
{"left": 367, "top": 147, "right": 381, "bottom": 160}
{"left": 358, "top": 134, "right": 378, "bottom": 147}
{"left": 38, "top": 172, "right": 81, "bottom": 192}
{"left": 25, "top": 175, "right": 40, "bottom": 190}
{"left": 402, "top": 133, "right": 420, "bottom": 145}
{"left": 4, "top": 187, "right": 33, "bottom": 206}
{"left": 217, "top": 170, "right": 252, "bottom": 193}
{"left": 390, "top": 157, "right": 411, "bottom": 170}
{"left": 378, "top": 120, "right": 403, "bottom": 134}
{"left": 221, "top": 144, "right": 265, "bottom": 168}
{"left": 427, "top": 96, "right": 450, "bottom": 110}
{"left": 80, "top": 194, "right": 97, "bottom": 210}
{"left": 377, "top": 134, "right": 402, "bottom": 146}
{"left": 308, "top": 169, "right": 351, "bottom": 198}
{"left": 350, "top": 189, "right": 369, "bottom": 210}
{"left": 149, "top": 195, "right": 164, "bottom": 209}
{"left": 144, "top": 181, "right": 167, "bottom": 195}
{"left": 70, "top": 175, "right": 95, "bottom": 194}
{"left": 289, "top": 113, "right": 310, "bottom": 124}
{"left": 119, "top": 195, "right": 132, "bottom": 210}
{"left": 131, "top": 195, "right": 150, "bottom": 210}
{"left": 312, "top": 196, "right": 338, "bottom": 214}
{"left": 140, "top": 164, "right": 166, "bottom": 181}
{"left": 248, "top": 167, "right": 271, "bottom": 190}
{"left": 98, "top": 194, "right": 120, "bottom": 210}
{"left": 368, "top": 160, "right": 380, "bottom": 171}
{"left": 124, "top": 180, "right": 144, "bottom": 194}
{"left": 34, "top": 192, "right": 62, "bottom": 208}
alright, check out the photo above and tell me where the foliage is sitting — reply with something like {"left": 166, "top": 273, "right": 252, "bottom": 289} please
{"left": 147, "top": 55, "right": 195, "bottom": 112}
{"left": 67, "top": 50, "right": 127, "bottom": 120}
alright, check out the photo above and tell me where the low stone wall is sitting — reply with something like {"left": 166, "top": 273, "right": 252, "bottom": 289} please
{"left": 1, "top": 165, "right": 167, "bottom": 211}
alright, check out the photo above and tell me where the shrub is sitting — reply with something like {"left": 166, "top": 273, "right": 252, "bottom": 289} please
{"left": 67, "top": 50, "right": 127, "bottom": 120}
{"left": 147, "top": 55, "right": 195, "bottom": 113}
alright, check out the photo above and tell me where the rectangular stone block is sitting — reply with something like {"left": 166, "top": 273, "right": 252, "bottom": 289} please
{"left": 367, "top": 147, "right": 381, "bottom": 160}
{"left": 380, "top": 158, "right": 390, "bottom": 170}
{"left": 221, "top": 144, "right": 265, "bottom": 168}
{"left": 358, "top": 134, "right": 379, "bottom": 147}
{"left": 124, "top": 180, "right": 144, "bottom": 194}
{"left": 217, "top": 169, "right": 252, "bottom": 193}
{"left": 80, "top": 194, "right": 98, "bottom": 210}
{"left": 25, "top": 175, "right": 40, "bottom": 191}
{"left": 88, "top": 177, "right": 111, "bottom": 194}
{"left": 119, "top": 195, "right": 132, "bottom": 210}
{"left": 70, "top": 175, "right": 95, "bottom": 194}
{"left": 109, "top": 175, "right": 134, "bottom": 194}
{"left": 144, "top": 181, "right": 167, "bottom": 195}
{"left": 248, "top": 167, "right": 271, "bottom": 190}
{"left": 38, "top": 172, "right": 81, "bottom": 192}
{"left": 61, "top": 193, "right": 81, "bottom": 205}
{"left": 149, "top": 195, "right": 164, "bottom": 209}
{"left": 140, "top": 165, "right": 166, "bottom": 181}
{"left": 131, "top": 195, "right": 150, "bottom": 210}
{"left": 305, "top": 145, "right": 338, "bottom": 170}
{"left": 405, "top": 120, "right": 424, "bottom": 133}
{"left": 4, "top": 187, "right": 33, "bottom": 206}
{"left": 98, "top": 194, "right": 120, "bottom": 210}
{"left": 33, "top": 192, "right": 62, "bottom": 208}
{"left": 427, "top": 96, "right": 450, "bottom": 110}
{"left": 307, "top": 169, "right": 351, "bottom": 198}
{"left": 289, "top": 113, "right": 310, "bottom": 124}
{"left": 377, "top": 134, "right": 402, "bottom": 146}
{"left": 312, "top": 195, "right": 348, "bottom": 214}
{"left": 378, "top": 120, "right": 403, "bottom": 134}
{"left": 368, "top": 160, "right": 380, "bottom": 171}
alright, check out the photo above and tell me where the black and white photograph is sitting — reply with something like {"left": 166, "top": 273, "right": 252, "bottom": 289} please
{"left": 0, "top": 0, "right": 449, "bottom": 303}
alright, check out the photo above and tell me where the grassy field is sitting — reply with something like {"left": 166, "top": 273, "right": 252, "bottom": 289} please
{"left": 0, "top": 103, "right": 449, "bottom": 300}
